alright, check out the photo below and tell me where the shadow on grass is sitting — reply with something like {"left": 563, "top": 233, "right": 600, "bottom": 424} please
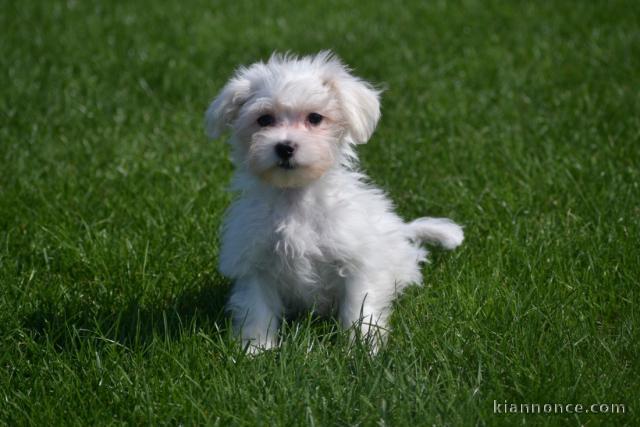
{"left": 21, "top": 275, "right": 231, "bottom": 351}
{"left": 19, "top": 249, "right": 455, "bottom": 354}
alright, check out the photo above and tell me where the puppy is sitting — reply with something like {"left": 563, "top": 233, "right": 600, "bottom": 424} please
{"left": 205, "top": 51, "right": 463, "bottom": 353}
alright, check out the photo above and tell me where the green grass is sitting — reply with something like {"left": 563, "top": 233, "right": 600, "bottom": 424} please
{"left": 1, "top": 0, "right": 638, "bottom": 425}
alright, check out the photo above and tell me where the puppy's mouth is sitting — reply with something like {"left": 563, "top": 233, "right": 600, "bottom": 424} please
{"left": 277, "top": 160, "right": 297, "bottom": 170}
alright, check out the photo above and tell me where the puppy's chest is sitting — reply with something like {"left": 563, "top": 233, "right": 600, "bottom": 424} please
{"left": 264, "top": 212, "right": 342, "bottom": 282}
{"left": 270, "top": 217, "right": 330, "bottom": 272}
{"left": 267, "top": 219, "right": 343, "bottom": 311}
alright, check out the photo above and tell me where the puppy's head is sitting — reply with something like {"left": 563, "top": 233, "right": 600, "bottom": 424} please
{"left": 205, "top": 51, "right": 380, "bottom": 188}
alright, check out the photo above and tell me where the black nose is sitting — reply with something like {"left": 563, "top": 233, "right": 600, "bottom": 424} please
{"left": 275, "top": 142, "right": 295, "bottom": 160}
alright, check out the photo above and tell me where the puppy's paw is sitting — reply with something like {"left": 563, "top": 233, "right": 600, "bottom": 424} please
{"left": 241, "top": 335, "right": 279, "bottom": 356}
{"left": 245, "top": 343, "right": 268, "bottom": 356}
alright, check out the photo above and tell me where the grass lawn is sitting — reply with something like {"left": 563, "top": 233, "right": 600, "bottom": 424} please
{"left": 1, "top": 0, "right": 638, "bottom": 425}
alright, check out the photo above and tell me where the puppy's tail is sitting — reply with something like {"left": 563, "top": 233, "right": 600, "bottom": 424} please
{"left": 407, "top": 217, "right": 464, "bottom": 250}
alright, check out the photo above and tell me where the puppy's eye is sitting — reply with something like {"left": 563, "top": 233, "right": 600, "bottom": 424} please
{"left": 257, "top": 114, "right": 275, "bottom": 127}
{"left": 307, "top": 112, "right": 323, "bottom": 125}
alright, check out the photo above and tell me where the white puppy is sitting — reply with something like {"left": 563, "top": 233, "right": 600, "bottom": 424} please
{"left": 206, "top": 51, "right": 463, "bottom": 353}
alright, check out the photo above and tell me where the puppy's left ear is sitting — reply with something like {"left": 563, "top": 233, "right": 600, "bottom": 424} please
{"left": 205, "top": 75, "right": 251, "bottom": 139}
{"left": 332, "top": 75, "right": 381, "bottom": 144}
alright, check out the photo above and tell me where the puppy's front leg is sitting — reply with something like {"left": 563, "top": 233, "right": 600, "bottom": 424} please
{"left": 227, "top": 276, "right": 283, "bottom": 353}
{"left": 339, "top": 273, "right": 392, "bottom": 353}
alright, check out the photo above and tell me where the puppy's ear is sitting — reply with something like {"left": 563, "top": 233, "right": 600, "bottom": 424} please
{"left": 205, "top": 75, "right": 251, "bottom": 139}
{"left": 332, "top": 74, "right": 381, "bottom": 144}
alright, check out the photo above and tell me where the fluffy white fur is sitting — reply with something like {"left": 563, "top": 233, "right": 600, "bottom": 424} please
{"left": 206, "top": 51, "right": 464, "bottom": 353}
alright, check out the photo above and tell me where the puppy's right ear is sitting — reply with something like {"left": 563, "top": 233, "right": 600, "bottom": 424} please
{"left": 204, "top": 75, "right": 251, "bottom": 138}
